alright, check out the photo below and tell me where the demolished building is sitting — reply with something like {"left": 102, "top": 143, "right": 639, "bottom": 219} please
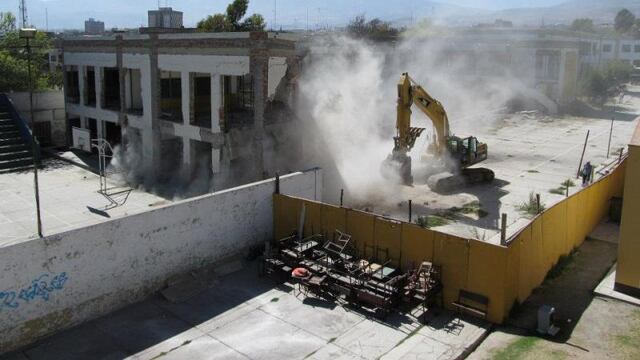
{"left": 61, "top": 31, "right": 301, "bottom": 191}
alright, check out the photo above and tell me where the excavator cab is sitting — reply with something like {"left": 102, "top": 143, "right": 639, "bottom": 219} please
{"left": 447, "top": 136, "right": 488, "bottom": 168}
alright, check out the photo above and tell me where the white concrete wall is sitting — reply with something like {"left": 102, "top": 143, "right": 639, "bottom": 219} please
{"left": 7, "top": 90, "right": 66, "bottom": 146}
{"left": 158, "top": 55, "right": 249, "bottom": 76}
{"left": 64, "top": 52, "right": 117, "bottom": 68}
{"left": 268, "top": 57, "right": 288, "bottom": 100}
{"left": 0, "top": 169, "right": 322, "bottom": 353}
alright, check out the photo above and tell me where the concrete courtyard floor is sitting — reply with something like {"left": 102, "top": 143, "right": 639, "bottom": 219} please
{"left": 0, "top": 152, "right": 170, "bottom": 246}
{"left": 377, "top": 90, "right": 640, "bottom": 243}
{"left": 1, "top": 263, "right": 490, "bottom": 360}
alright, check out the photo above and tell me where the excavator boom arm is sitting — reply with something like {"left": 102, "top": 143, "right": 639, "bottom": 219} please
{"left": 396, "top": 73, "right": 450, "bottom": 155}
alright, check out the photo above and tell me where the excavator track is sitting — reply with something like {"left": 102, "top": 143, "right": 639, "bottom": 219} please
{"left": 427, "top": 167, "right": 495, "bottom": 193}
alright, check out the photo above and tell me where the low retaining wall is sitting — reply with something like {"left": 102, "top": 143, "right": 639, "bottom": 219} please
{"left": 0, "top": 168, "right": 322, "bottom": 353}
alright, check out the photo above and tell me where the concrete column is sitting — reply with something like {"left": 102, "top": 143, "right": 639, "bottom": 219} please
{"left": 181, "top": 71, "right": 190, "bottom": 125}
{"left": 145, "top": 34, "right": 163, "bottom": 185}
{"left": 182, "top": 137, "right": 195, "bottom": 181}
{"left": 95, "top": 67, "right": 103, "bottom": 110}
{"left": 211, "top": 74, "right": 221, "bottom": 133}
{"left": 250, "top": 44, "right": 269, "bottom": 180}
{"left": 124, "top": 69, "right": 132, "bottom": 111}
{"left": 212, "top": 148, "right": 221, "bottom": 174}
{"left": 78, "top": 65, "right": 85, "bottom": 106}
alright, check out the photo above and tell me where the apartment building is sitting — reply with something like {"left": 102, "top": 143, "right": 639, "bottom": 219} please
{"left": 61, "top": 31, "right": 300, "bottom": 190}
{"left": 148, "top": 7, "right": 183, "bottom": 29}
{"left": 84, "top": 18, "right": 105, "bottom": 35}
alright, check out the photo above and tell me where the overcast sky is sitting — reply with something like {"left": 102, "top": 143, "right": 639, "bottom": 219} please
{"left": 0, "top": 0, "right": 569, "bottom": 30}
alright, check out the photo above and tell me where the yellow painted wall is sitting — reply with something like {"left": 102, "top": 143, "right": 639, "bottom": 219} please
{"left": 272, "top": 159, "right": 626, "bottom": 323}
{"left": 506, "top": 159, "right": 627, "bottom": 311}
{"left": 617, "top": 145, "right": 640, "bottom": 290}
{"left": 273, "top": 194, "right": 509, "bottom": 323}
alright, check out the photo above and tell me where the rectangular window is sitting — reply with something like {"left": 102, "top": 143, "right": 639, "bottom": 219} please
{"left": 633, "top": 60, "right": 640, "bottom": 67}
{"left": 635, "top": 45, "right": 640, "bottom": 53}
{"left": 102, "top": 67, "right": 121, "bottom": 111}
{"left": 603, "top": 44, "right": 612, "bottom": 52}
{"left": 85, "top": 66, "right": 96, "bottom": 107}
{"left": 191, "top": 73, "right": 212, "bottom": 128}
{"left": 222, "top": 74, "right": 254, "bottom": 131}
{"left": 622, "top": 44, "right": 632, "bottom": 53}
{"left": 125, "top": 68, "right": 143, "bottom": 115}
{"left": 535, "top": 50, "right": 561, "bottom": 81}
{"left": 160, "top": 71, "right": 182, "bottom": 122}
{"left": 65, "top": 66, "right": 80, "bottom": 104}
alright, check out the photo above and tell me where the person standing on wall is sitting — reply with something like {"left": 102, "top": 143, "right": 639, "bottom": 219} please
{"left": 582, "top": 161, "right": 593, "bottom": 186}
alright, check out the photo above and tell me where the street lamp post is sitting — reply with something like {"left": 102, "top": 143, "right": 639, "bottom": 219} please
{"left": 19, "top": 27, "right": 43, "bottom": 238}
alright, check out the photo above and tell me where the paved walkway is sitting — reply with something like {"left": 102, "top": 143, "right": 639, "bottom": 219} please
{"left": 1, "top": 265, "right": 490, "bottom": 360}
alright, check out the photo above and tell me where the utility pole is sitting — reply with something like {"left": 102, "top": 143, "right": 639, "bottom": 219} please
{"left": 20, "top": 28, "right": 42, "bottom": 238}
{"left": 19, "top": 0, "right": 29, "bottom": 28}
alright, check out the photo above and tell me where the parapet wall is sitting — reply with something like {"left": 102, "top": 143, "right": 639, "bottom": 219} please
{"left": 0, "top": 169, "right": 322, "bottom": 354}
{"left": 273, "top": 160, "right": 627, "bottom": 324}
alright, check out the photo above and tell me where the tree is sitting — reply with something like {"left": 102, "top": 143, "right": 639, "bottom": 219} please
{"left": 226, "top": 0, "right": 249, "bottom": 29}
{"left": 0, "top": 28, "right": 60, "bottom": 92}
{"left": 347, "top": 14, "right": 399, "bottom": 41}
{"left": 241, "top": 14, "right": 265, "bottom": 32}
{"left": 570, "top": 18, "right": 595, "bottom": 33}
{"left": 0, "top": 11, "right": 16, "bottom": 34}
{"left": 197, "top": 14, "right": 231, "bottom": 32}
{"left": 581, "top": 60, "right": 633, "bottom": 104}
{"left": 347, "top": 15, "right": 367, "bottom": 37}
{"left": 615, "top": 9, "right": 636, "bottom": 33}
{"left": 197, "top": 0, "right": 264, "bottom": 32}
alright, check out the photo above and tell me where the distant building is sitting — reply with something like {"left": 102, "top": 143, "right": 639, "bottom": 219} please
{"left": 148, "top": 7, "right": 183, "bottom": 29}
{"left": 84, "top": 18, "right": 105, "bottom": 35}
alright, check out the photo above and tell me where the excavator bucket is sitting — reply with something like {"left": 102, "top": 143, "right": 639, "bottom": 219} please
{"left": 381, "top": 150, "right": 413, "bottom": 185}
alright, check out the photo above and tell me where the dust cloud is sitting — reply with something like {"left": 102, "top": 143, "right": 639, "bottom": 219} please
{"left": 293, "top": 31, "right": 532, "bottom": 206}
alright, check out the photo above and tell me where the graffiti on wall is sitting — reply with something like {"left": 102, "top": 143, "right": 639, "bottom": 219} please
{"left": 0, "top": 272, "right": 69, "bottom": 312}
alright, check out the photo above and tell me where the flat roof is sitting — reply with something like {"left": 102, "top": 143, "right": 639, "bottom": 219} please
{"left": 62, "top": 31, "right": 300, "bottom": 42}
{"left": 0, "top": 152, "right": 171, "bottom": 247}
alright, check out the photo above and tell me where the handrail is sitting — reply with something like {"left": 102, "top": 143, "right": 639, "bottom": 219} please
{"left": 0, "top": 93, "right": 40, "bottom": 159}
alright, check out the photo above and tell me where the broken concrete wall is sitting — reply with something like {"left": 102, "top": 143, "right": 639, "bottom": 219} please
{"left": 0, "top": 169, "right": 322, "bottom": 354}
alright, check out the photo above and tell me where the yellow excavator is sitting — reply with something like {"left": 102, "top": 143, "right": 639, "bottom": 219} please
{"left": 382, "top": 73, "right": 494, "bottom": 192}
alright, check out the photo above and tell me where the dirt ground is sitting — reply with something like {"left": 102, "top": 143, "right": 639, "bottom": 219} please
{"left": 468, "top": 237, "right": 640, "bottom": 360}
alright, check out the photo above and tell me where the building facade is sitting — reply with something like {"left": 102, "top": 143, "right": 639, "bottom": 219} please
{"left": 61, "top": 31, "right": 300, "bottom": 191}
{"left": 148, "top": 7, "right": 183, "bottom": 29}
{"left": 84, "top": 18, "right": 105, "bottom": 35}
